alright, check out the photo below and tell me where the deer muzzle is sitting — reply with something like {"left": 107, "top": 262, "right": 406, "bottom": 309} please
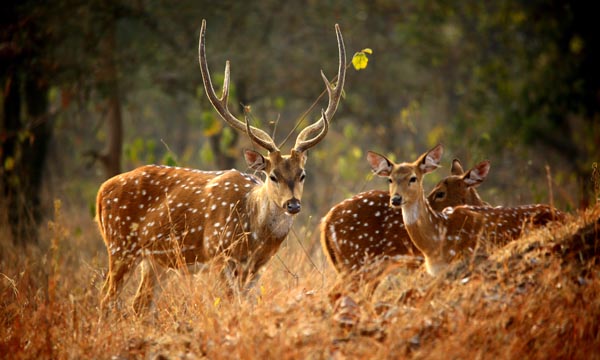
{"left": 390, "top": 194, "right": 403, "bottom": 208}
{"left": 285, "top": 198, "right": 301, "bottom": 214}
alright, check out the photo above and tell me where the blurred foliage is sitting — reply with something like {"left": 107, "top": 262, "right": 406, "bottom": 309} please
{"left": 2, "top": 0, "right": 599, "bottom": 233}
{"left": 124, "top": 137, "right": 156, "bottom": 166}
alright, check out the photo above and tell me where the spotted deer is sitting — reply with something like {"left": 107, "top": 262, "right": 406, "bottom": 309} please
{"left": 97, "top": 20, "right": 346, "bottom": 313}
{"left": 321, "top": 158, "right": 491, "bottom": 274}
{"left": 367, "top": 144, "right": 565, "bottom": 275}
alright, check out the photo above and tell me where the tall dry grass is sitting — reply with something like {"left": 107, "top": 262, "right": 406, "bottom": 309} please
{"left": 1, "top": 200, "right": 599, "bottom": 359}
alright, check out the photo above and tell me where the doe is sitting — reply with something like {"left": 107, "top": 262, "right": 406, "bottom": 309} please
{"left": 321, "top": 158, "right": 491, "bottom": 274}
{"left": 367, "top": 145, "right": 565, "bottom": 275}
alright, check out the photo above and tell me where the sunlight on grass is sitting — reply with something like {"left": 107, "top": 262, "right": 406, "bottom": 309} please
{"left": 1, "top": 204, "right": 599, "bottom": 358}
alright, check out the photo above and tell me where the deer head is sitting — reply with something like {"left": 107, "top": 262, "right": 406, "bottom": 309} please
{"left": 427, "top": 159, "right": 491, "bottom": 207}
{"left": 198, "top": 19, "right": 345, "bottom": 215}
{"left": 367, "top": 145, "right": 444, "bottom": 210}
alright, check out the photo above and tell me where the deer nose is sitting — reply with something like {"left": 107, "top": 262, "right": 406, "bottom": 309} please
{"left": 286, "top": 198, "right": 301, "bottom": 214}
{"left": 390, "top": 194, "right": 403, "bottom": 207}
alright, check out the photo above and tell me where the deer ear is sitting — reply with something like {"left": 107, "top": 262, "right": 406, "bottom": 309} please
{"left": 463, "top": 160, "right": 490, "bottom": 187}
{"left": 367, "top": 151, "right": 393, "bottom": 177}
{"left": 450, "top": 159, "right": 464, "bottom": 175}
{"left": 244, "top": 149, "right": 268, "bottom": 171}
{"left": 419, "top": 144, "right": 443, "bottom": 174}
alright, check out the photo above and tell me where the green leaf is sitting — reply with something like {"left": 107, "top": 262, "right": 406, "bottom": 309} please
{"left": 162, "top": 152, "right": 178, "bottom": 166}
{"left": 274, "top": 96, "right": 286, "bottom": 110}
{"left": 219, "top": 127, "right": 235, "bottom": 151}
{"left": 88, "top": 202, "right": 96, "bottom": 219}
{"left": 199, "top": 142, "right": 214, "bottom": 165}
{"left": 343, "top": 123, "right": 357, "bottom": 139}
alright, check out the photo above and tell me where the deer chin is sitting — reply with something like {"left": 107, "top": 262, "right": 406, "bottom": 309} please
{"left": 389, "top": 203, "right": 404, "bottom": 210}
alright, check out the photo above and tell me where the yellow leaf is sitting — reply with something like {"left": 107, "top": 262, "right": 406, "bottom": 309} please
{"left": 213, "top": 297, "right": 221, "bottom": 307}
{"left": 203, "top": 117, "right": 223, "bottom": 137}
{"left": 427, "top": 125, "right": 445, "bottom": 147}
{"left": 361, "top": 48, "right": 373, "bottom": 54}
{"left": 352, "top": 52, "right": 369, "bottom": 70}
{"left": 351, "top": 146, "right": 362, "bottom": 159}
{"left": 4, "top": 157, "right": 15, "bottom": 171}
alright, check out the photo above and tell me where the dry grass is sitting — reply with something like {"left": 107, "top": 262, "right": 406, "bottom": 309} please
{"left": 1, "top": 202, "right": 599, "bottom": 359}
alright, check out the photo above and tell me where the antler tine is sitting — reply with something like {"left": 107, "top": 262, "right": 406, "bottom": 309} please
{"left": 245, "top": 113, "right": 278, "bottom": 153}
{"left": 198, "top": 19, "right": 277, "bottom": 152}
{"left": 294, "top": 23, "right": 346, "bottom": 152}
{"left": 295, "top": 109, "right": 329, "bottom": 153}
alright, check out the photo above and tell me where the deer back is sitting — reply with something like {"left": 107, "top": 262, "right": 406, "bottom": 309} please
{"left": 96, "top": 165, "right": 278, "bottom": 269}
{"left": 440, "top": 204, "right": 566, "bottom": 253}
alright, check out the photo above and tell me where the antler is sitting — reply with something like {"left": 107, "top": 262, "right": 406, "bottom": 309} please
{"left": 294, "top": 23, "right": 346, "bottom": 153}
{"left": 198, "top": 19, "right": 278, "bottom": 153}
{"left": 244, "top": 114, "right": 279, "bottom": 152}
{"left": 294, "top": 109, "right": 329, "bottom": 153}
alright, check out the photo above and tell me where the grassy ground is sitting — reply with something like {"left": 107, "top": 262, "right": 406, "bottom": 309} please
{"left": 1, "top": 202, "right": 599, "bottom": 359}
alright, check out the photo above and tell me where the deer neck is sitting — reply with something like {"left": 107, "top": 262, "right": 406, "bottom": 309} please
{"left": 401, "top": 191, "right": 446, "bottom": 264}
{"left": 246, "top": 185, "right": 294, "bottom": 242}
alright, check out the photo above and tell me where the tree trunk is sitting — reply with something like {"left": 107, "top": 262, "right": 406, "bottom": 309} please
{"left": 1, "top": 71, "right": 51, "bottom": 245}
{"left": 101, "top": 95, "right": 123, "bottom": 178}
{"left": 97, "top": 17, "right": 123, "bottom": 179}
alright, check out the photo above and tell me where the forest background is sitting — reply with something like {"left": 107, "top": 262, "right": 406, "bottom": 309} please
{"left": 1, "top": 0, "right": 598, "bottom": 247}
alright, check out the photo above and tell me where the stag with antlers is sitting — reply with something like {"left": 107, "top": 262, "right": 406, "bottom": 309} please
{"left": 97, "top": 20, "right": 346, "bottom": 313}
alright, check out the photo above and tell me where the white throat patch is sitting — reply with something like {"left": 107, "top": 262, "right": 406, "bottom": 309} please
{"left": 402, "top": 201, "right": 420, "bottom": 225}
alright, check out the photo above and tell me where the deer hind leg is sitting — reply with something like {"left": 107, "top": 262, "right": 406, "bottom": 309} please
{"left": 132, "top": 258, "right": 161, "bottom": 315}
{"left": 220, "top": 258, "right": 242, "bottom": 298}
{"left": 100, "top": 253, "right": 137, "bottom": 311}
{"left": 216, "top": 257, "right": 256, "bottom": 298}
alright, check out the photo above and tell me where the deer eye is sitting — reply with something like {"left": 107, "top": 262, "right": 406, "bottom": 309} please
{"left": 435, "top": 191, "right": 445, "bottom": 199}
{"left": 299, "top": 172, "right": 306, "bottom": 182}
{"left": 388, "top": 178, "right": 393, "bottom": 184}
{"left": 409, "top": 176, "right": 417, "bottom": 184}
{"left": 269, "top": 174, "right": 278, "bottom": 182}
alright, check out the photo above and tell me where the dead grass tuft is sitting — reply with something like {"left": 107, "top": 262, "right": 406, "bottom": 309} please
{"left": 1, "top": 204, "right": 599, "bottom": 358}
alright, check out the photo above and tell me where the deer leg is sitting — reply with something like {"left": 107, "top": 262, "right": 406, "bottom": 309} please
{"left": 132, "top": 258, "right": 160, "bottom": 315}
{"left": 221, "top": 258, "right": 242, "bottom": 298}
{"left": 100, "top": 254, "right": 136, "bottom": 311}
{"left": 243, "top": 271, "right": 261, "bottom": 293}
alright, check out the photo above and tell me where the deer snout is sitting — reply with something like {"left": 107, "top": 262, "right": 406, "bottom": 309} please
{"left": 285, "top": 198, "right": 301, "bottom": 214}
{"left": 390, "top": 194, "right": 403, "bottom": 208}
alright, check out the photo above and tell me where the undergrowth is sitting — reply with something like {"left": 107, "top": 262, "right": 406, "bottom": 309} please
{"left": 1, "top": 204, "right": 599, "bottom": 359}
